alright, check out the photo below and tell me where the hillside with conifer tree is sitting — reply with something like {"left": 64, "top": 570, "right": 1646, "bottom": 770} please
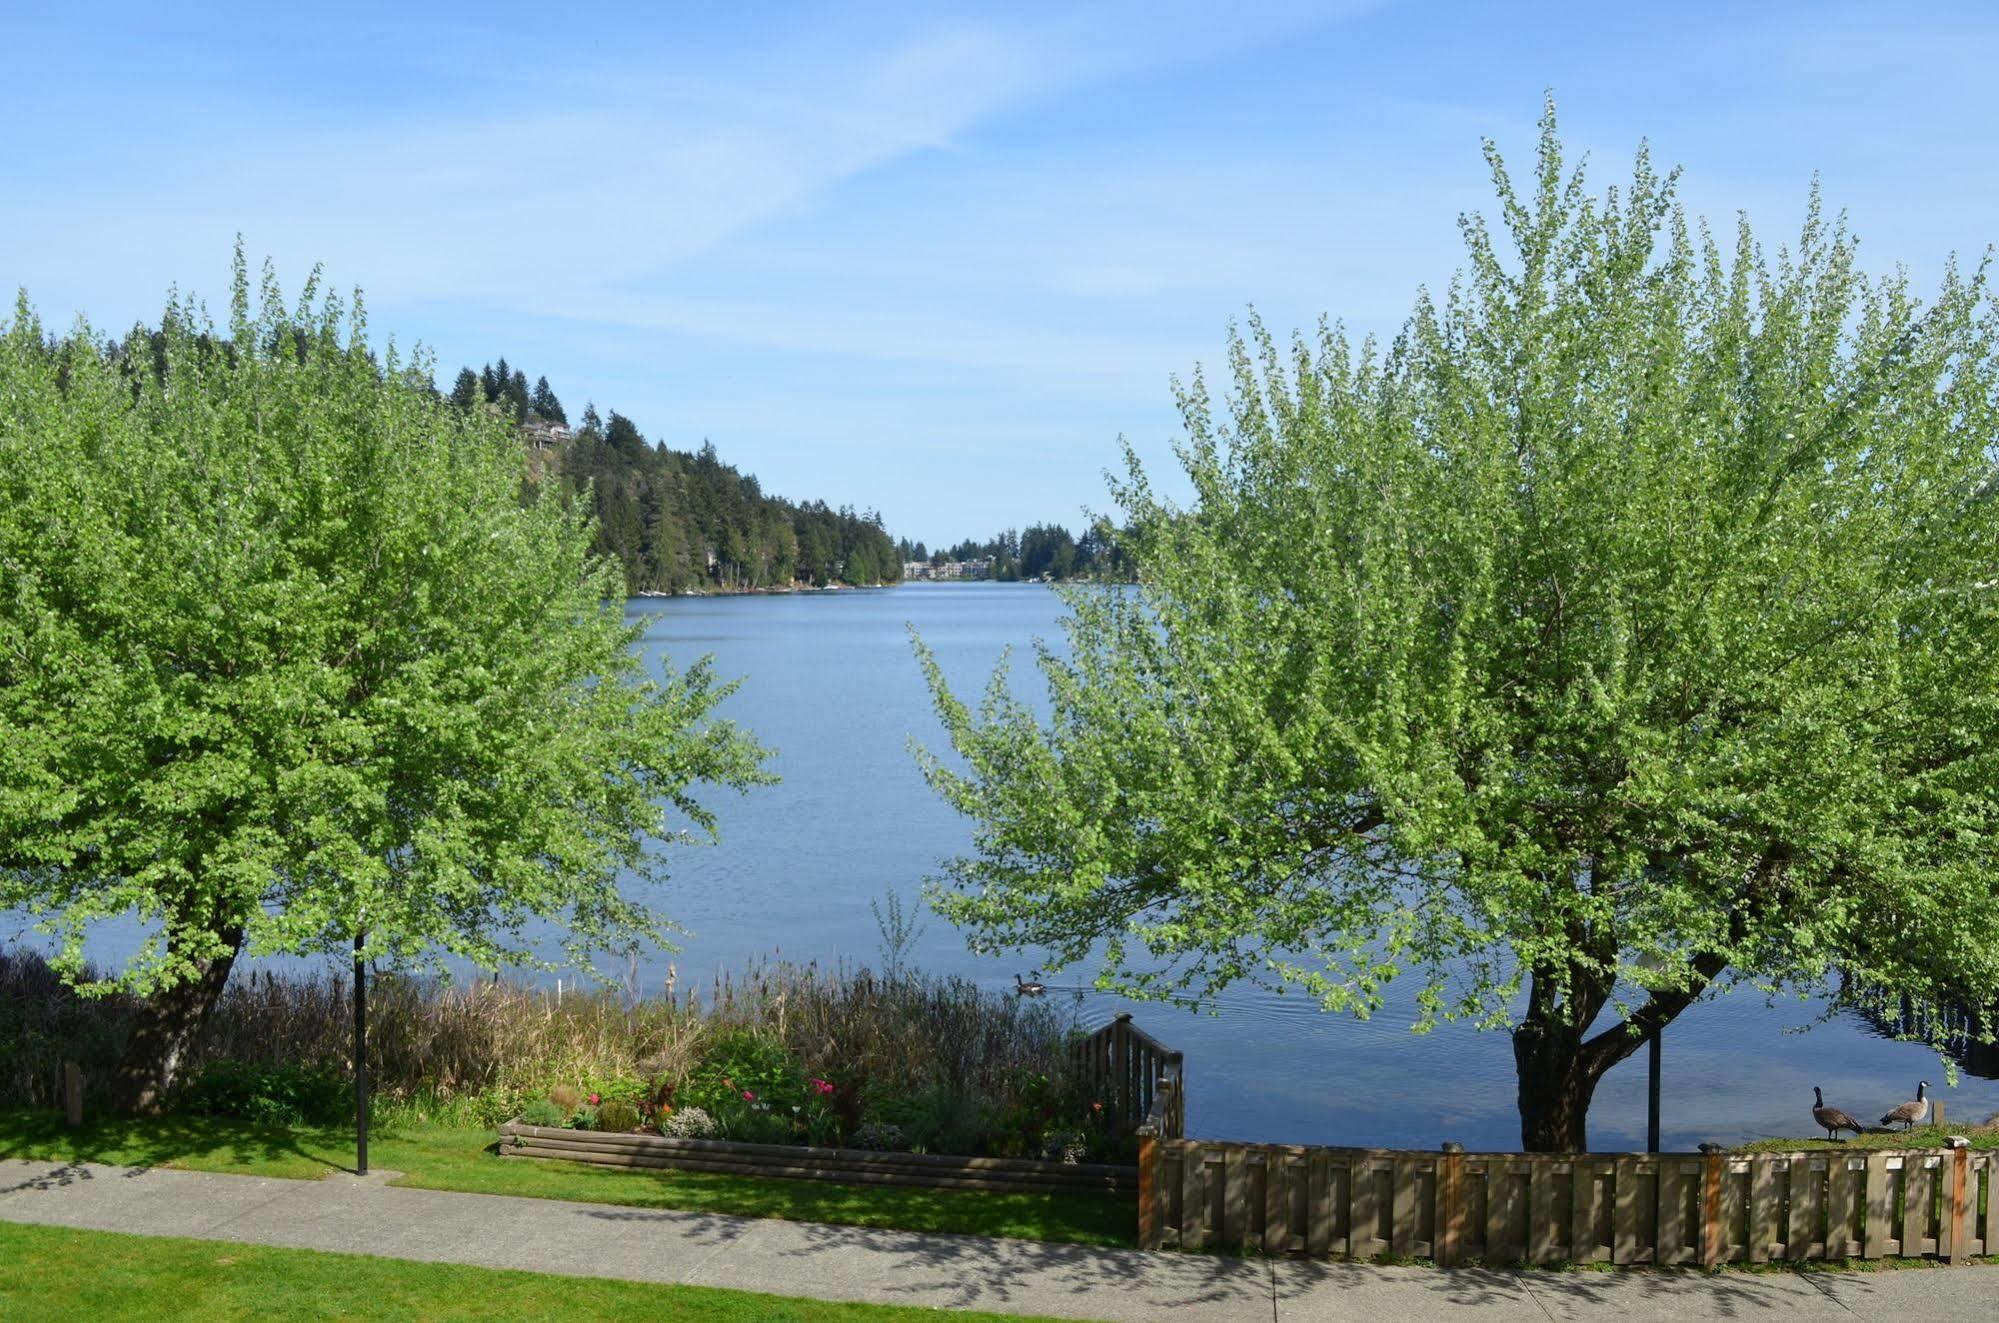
{"left": 452, "top": 357, "right": 901, "bottom": 594}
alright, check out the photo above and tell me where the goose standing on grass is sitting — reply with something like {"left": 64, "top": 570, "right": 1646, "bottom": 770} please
{"left": 1879, "top": 1080, "right": 1931, "bottom": 1131}
{"left": 1014, "top": 970, "right": 1046, "bottom": 997}
{"left": 1812, "top": 1087, "right": 1863, "bottom": 1141}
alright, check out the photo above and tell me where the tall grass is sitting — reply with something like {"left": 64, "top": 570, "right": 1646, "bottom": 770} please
{"left": 0, "top": 947, "right": 1081, "bottom": 1129}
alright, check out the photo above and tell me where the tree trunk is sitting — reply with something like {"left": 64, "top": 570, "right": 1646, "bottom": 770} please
{"left": 1513, "top": 1014, "right": 1604, "bottom": 1151}
{"left": 112, "top": 922, "right": 244, "bottom": 1113}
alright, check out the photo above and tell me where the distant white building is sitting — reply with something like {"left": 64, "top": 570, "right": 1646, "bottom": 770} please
{"left": 902, "top": 558, "right": 990, "bottom": 582}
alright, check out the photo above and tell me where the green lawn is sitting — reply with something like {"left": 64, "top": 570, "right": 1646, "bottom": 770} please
{"left": 1736, "top": 1121, "right": 1999, "bottom": 1153}
{"left": 0, "top": 1221, "right": 1086, "bottom": 1322}
{"left": 0, "top": 1109, "right": 1135, "bottom": 1247}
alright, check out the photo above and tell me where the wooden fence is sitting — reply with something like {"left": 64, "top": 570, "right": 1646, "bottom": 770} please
{"left": 1071, "top": 1012, "right": 1182, "bottom": 1137}
{"left": 1138, "top": 1127, "right": 1997, "bottom": 1266}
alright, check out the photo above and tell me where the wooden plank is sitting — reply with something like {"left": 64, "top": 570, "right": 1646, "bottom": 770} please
{"left": 1748, "top": 1157, "right": 1781, "bottom": 1262}
{"left": 1527, "top": 1161, "right": 1561, "bottom": 1264}
{"left": 1910, "top": 1155, "right": 1941, "bottom": 1257}
{"left": 1720, "top": 1160, "right": 1750, "bottom": 1263}
{"left": 1947, "top": 1147, "right": 1969, "bottom": 1265}
{"left": 1264, "top": 1149, "right": 1289, "bottom": 1257}
{"left": 1352, "top": 1159, "right": 1386, "bottom": 1260}
{"left": 1436, "top": 1149, "right": 1464, "bottom": 1269}
{"left": 1223, "top": 1146, "right": 1248, "bottom": 1252}
{"left": 1138, "top": 1132, "right": 1158, "bottom": 1249}
{"left": 1829, "top": 1154, "right": 1866, "bottom": 1259}
{"left": 1389, "top": 1158, "right": 1414, "bottom": 1258}
{"left": 1306, "top": 1150, "right": 1334, "bottom": 1259}
{"left": 1658, "top": 1162, "right": 1690, "bottom": 1266}
{"left": 1789, "top": 1156, "right": 1828, "bottom": 1261}
{"left": 1863, "top": 1155, "right": 1893, "bottom": 1259}
{"left": 1483, "top": 1163, "right": 1517, "bottom": 1263}
{"left": 1181, "top": 1143, "right": 1208, "bottom": 1251}
{"left": 1571, "top": 1161, "right": 1600, "bottom": 1263}
{"left": 1612, "top": 1159, "right": 1645, "bottom": 1265}
{"left": 1701, "top": 1152, "right": 1724, "bottom": 1267}
{"left": 1329, "top": 1157, "right": 1353, "bottom": 1258}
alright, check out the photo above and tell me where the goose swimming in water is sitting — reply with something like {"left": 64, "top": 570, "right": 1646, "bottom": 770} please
{"left": 1812, "top": 1087, "right": 1863, "bottom": 1142}
{"left": 1880, "top": 1080, "right": 1932, "bottom": 1131}
{"left": 1014, "top": 971, "right": 1046, "bottom": 997}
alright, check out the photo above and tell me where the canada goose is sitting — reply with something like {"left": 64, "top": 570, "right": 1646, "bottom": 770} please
{"left": 1879, "top": 1080, "right": 1932, "bottom": 1130}
{"left": 1812, "top": 1087, "right": 1863, "bottom": 1141}
{"left": 1014, "top": 971, "right": 1046, "bottom": 997}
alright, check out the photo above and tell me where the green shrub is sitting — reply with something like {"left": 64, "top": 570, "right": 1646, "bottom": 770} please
{"left": 660, "top": 1105, "right": 716, "bottom": 1139}
{"left": 678, "top": 1030, "right": 806, "bottom": 1115}
{"left": 595, "top": 1098, "right": 642, "bottom": 1132}
{"left": 518, "top": 1098, "right": 567, "bottom": 1127}
{"left": 172, "top": 1061, "right": 350, "bottom": 1126}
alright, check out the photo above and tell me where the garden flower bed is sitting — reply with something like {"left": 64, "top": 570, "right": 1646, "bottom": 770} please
{"left": 497, "top": 1119, "right": 1136, "bottom": 1195}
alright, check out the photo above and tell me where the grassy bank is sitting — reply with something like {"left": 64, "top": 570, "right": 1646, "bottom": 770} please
{"left": 0, "top": 1109, "right": 1136, "bottom": 1247}
{"left": 0, "top": 1222, "right": 1083, "bottom": 1322}
{"left": 1735, "top": 1121, "right": 1999, "bottom": 1153}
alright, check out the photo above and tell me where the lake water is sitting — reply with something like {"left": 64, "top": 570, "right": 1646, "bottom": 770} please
{"left": 9, "top": 582, "right": 1995, "bottom": 1149}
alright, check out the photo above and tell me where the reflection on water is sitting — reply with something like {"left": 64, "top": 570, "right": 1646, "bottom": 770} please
{"left": 7, "top": 583, "right": 1998, "bottom": 1149}
{"left": 1842, "top": 983, "right": 1999, "bottom": 1082}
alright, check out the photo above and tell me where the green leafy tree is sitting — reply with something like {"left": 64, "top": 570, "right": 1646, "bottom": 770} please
{"left": 916, "top": 109, "right": 1999, "bottom": 1150}
{"left": 0, "top": 256, "right": 773, "bottom": 1109}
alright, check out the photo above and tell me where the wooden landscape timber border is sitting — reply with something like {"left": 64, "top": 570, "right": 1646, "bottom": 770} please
{"left": 497, "top": 1123, "right": 1137, "bottom": 1196}
{"left": 1136, "top": 1121, "right": 1997, "bottom": 1267}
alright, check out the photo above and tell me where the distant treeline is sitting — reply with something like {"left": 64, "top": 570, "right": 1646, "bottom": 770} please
{"left": 898, "top": 522, "right": 1131, "bottom": 582}
{"left": 451, "top": 357, "right": 902, "bottom": 594}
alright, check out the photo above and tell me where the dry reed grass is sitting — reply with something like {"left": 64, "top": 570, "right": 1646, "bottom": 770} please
{"left": 0, "top": 946, "right": 1079, "bottom": 1127}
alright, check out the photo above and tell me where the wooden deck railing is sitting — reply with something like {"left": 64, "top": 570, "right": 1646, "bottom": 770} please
{"left": 1070, "top": 1012, "right": 1182, "bottom": 1137}
{"left": 1138, "top": 1136, "right": 1996, "bottom": 1266}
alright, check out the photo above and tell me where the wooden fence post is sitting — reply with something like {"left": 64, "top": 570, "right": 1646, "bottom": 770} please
{"left": 1699, "top": 1144, "right": 1725, "bottom": 1267}
{"left": 1137, "top": 1123, "right": 1159, "bottom": 1250}
{"left": 1437, "top": 1143, "right": 1465, "bottom": 1268}
{"left": 1947, "top": 1140, "right": 1970, "bottom": 1265}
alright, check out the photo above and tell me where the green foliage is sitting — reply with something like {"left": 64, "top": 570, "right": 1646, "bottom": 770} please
{"left": 864, "top": 1084, "right": 983, "bottom": 1157}
{"left": 678, "top": 1030, "right": 805, "bottom": 1114}
{"left": 676, "top": 1029, "right": 834, "bottom": 1142}
{"left": 171, "top": 1061, "right": 349, "bottom": 1127}
{"left": 517, "top": 1098, "right": 566, "bottom": 1127}
{"left": 593, "top": 1098, "right": 641, "bottom": 1133}
{"left": 0, "top": 254, "right": 773, "bottom": 1082}
{"left": 916, "top": 104, "right": 1999, "bottom": 1147}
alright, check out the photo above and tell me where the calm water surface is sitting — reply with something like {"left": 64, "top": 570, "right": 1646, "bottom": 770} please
{"left": 10, "top": 582, "right": 1995, "bottom": 1148}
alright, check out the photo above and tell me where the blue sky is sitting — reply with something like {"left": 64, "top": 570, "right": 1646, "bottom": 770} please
{"left": 6, "top": 2, "right": 1996, "bottom": 546}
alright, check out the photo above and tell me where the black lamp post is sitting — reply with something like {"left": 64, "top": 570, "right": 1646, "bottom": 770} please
{"left": 354, "top": 931, "right": 369, "bottom": 1176}
{"left": 1646, "top": 1028, "right": 1662, "bottom": 1153}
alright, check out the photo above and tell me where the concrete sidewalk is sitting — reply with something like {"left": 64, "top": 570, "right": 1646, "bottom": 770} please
{"left": 2, "top": 1159, "right": 1995, "bottom": 1321}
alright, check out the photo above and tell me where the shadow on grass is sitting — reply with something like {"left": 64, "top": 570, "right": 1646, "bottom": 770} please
{"left": 0, "top": 1107, "right": 365, "bottom": 1179}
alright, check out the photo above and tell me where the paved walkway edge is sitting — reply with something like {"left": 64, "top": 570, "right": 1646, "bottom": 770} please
{"left": 3, "top": 1159, "right": 1997, "bottom": 1320}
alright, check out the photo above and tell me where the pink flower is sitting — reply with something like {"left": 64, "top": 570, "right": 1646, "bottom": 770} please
{"left": 588, "top": 1093, "right": 601, "bottom": 1106}
{"left": 742, "top": 1089, "right": 756, "bottom": 1102}
{"left": 809, "top": 1077, "right": 835, "bottom": 1096}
